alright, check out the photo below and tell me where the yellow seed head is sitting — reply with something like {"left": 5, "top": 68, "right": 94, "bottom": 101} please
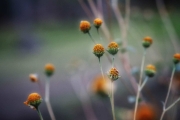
{"left": 173, "top": 53, "right": 180, "bottom": 64}
{"left": 145, "top": 64, "right": 156, "bottom": 77}
{"left": 80, "top": 21, "right": 91, "bottom": 33}
{"left": 24, "top": 93, "right": 42, "bottom": 109}
{"left": 142, "top": 36, "right": 153, "bottom": 48}
{"left": 107, "top": 42, "right": 119, "bottom": 55}
{"left": 94, "top": 18, "right": 103, "bottom": 28}
{"left": 93, "top": 44, "right": 105, "bottom": 58}
{"left": 108, "top": 67, "right": 120, "bottom": 81}
{"left": 45, "top": 63, "right": 55, "bottom": 76}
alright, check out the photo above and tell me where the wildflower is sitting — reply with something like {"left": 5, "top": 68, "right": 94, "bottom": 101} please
{"left": 142, "top": 36, "right": 153, "bottom": 48}
{"left": 93, "top": 44, "right": 105, "bottom": 58}
{"left": 136, "top": 103, "right": 156, "bottom": 120}
{"left": 29, "top": 74, "right": 38, "bottom": 82}
{"left": 108, "top": 67, "right": 120, "bottom": 81}
{"left": 45, "top": 63, "right": 55, "bottom": 77}
{"left": 92, "top": 75, "right": 110, "bottom": 97}
{"left": 173, "top": 53, "right": 180, "bottom": 64}
{"left": 107, "top": 42, "right": 119, "bottom": 55}
{"left": 79, "top": 21, "right": 91, "bottom": 33}
{"left": 24, "top": 93, "right": 42, "bottom": 109}
{"left": 145, "top": 64, "right": 156, "bottom": 77}
{"left": 94, "top": 18, "right": 103, "bottom": 29}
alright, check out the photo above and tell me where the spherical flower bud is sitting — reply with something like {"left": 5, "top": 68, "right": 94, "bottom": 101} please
{"left": 24, "top": 93, "right": 42, "bottom": 109}
{"left": 92, "top": 75, "right": 110, "bottom": 97}
{"left": 45, "top": 63, "right": 55, "bottom": 77}
{"left": 94, "top": 18, "right": 103, "bottom": 29}
{"left": 108, "top": 67, "right": 120, "bottom": 81}
{"left": 136, "top": 103, "right": 157, "bottom": 120}
{"left": 142, "top": 36, "right": 153, "bottom": 48}
{"left": 29, "top": 74, "right": 38, "bottom": 82}
{"left": 80, "top": 21, "right": 91, "bottom": 33}
{"left": 173, "top": 53, "right": 180, "bottom": 64}
{"left": 145, "top": 64, "right": 156, "bottom": 77}
{"left": 107, "top": 42, "right": 119, "bottom": 55}
{"left": 93, "top": 44, "right": 105, "bottom": 58}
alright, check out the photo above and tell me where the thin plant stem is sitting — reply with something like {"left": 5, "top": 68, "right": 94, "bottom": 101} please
{"left": 160, "top": 64, "right": 176, "bottom": 120}
{"left": 110, "top": 81, "right": 116, "bottom": 120}
{"left": 88, "top": 32, "right": 96, "bottom": 44}
{"left": 140, "top": 76, "right": 149, "bottom": 91}
{"left": 112, "top": 56, "right": 115, "bottom": 67}
{"left": 98, "top": 57, "right": 110, "bottom": 97}
{"left": 37, "top": 108, "right": 44, "bottom": 120}
{"left": 166, "top": 97, "right": 180, "bottom": 111}
{"left": 96, "top": 28, "right": 103, "bottom": 43}
{"left": 45, "top": 78, "right": 56, "bottom": 120}
{"left": 133, "top": 49, "right": 147, "bottom": 120}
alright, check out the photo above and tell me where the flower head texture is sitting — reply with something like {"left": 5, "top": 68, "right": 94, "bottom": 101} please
{"left": 173, "top": 53, "right": 180, "bottom": 64}
{"left": 94, "top": 18, "right": 103, "bottom": 28}
{"left": 142, "top": 36, "right": 153, "bottom": 48}
{"left": 145, "top": 64, "right": 156, "bottom": 77}
{"left": 93, "top": 44, "right": 105, "bottom": 58}
{"left": 107, "top": 42, "right": 119, "bottom": 55}
{"left": 80, "top": 21, "right": 91, "bottom": 33}
{"left": 108, "top": 67, "right": 120, "bottom": 81}
{"left": 24, "top": 93, "right": 42, "bottom": 109}
{"left": 45, "top": 63, "right": 55, "bottom": 76}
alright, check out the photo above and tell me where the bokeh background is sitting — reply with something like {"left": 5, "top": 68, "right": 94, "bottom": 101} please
{"left": 0, "top": 0, "right": 180, "bottom": 120}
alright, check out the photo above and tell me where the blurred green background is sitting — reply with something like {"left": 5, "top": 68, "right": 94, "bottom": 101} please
{"left": 0, "top": 0, "right": 180, "bottom": 120}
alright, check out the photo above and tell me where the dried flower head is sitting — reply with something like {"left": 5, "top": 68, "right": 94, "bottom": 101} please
{"left": 24, "top": 93, "right": 42, "bottom": 109}
{"left": 29, "top": 74, "right": 38, "bottom": 82}
{"left": 108, "top": 67, "right": 120, "bottom": 81}
{"left": 80, "top": 21, "right": 91, "bottom": 33}
{"left": 94, "top": 18, "right": 103, "bottom": 29}
{"left": 136, "top": 103, "right": 157, "bottom": 120}
{"left": 107, "top": 42, "right": 119, "bottom": 55}
{"left": 142, "top": 36, "right": 153, "bottom": 48}
{"left": 145, "top": 64, "right": 156, "bottom": 77}
{"left": 173, "top": 53, "right": 180, "bottom": 64}
{"left": 92, "top": 75, "right": 110, "bottom": 97}
{"left": 93, "top": 44, "right": 105, "bottom": 58}
{"left": 45, "top": 63, "right": 55, "bottom": 77}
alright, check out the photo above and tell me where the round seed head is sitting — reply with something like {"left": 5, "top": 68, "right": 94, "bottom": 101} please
{"left": 145, "top": 64, "right": 156, "bottom": 77}
{"left": 93, "top": 44, "right": 105, "bottom": 58}
{"left": 29, "top": 74, "right": 38, "bottom": 82}
{"left": 107, "top": 42, "right": 119, "bottom": 55}
{"left": 94, "top": 18, "right": 103, "bottom": 29}
{"left": 80, "top": 21, "right": 91, "bottom": 33}
{"left": 142, "top": 36, "right": 153, "bottom": 48}
{"left": 45, "top": 63, "right": 55, "bottom": 77}
{"left": 24, "top": 93, "right": 42, "bottom": 109}
{"left": 108, "top": 67, "right": 120, "bottom": 81}
{"left": 173, "top": 53, "right": 180, "bottom": 64}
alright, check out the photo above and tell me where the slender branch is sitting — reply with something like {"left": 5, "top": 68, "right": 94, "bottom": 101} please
{"left": 45, "top": 78, "right": 56, "bottom": 120}
{"left": 133, "top": 49, "right": 147, "bottom": 120}
{"left": 37, "top": 108, "right": 44, "bottom": 120}
{"left": 88, "top": 32, "right": 96, "bottom": 44}
{"left": 166, "top": 97, "right": 180, "bottom": 112}
{"left": 98, "top": 57, "right": 110, "bottom": 97}
{"left": 110, "top": 81, "right": 116, "bottom": 120}
{"left": 160, "top": 64, "right": 176, "bottom": 120}
{"left": 140, "top": 76, "right": 149, "bottom": 91}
